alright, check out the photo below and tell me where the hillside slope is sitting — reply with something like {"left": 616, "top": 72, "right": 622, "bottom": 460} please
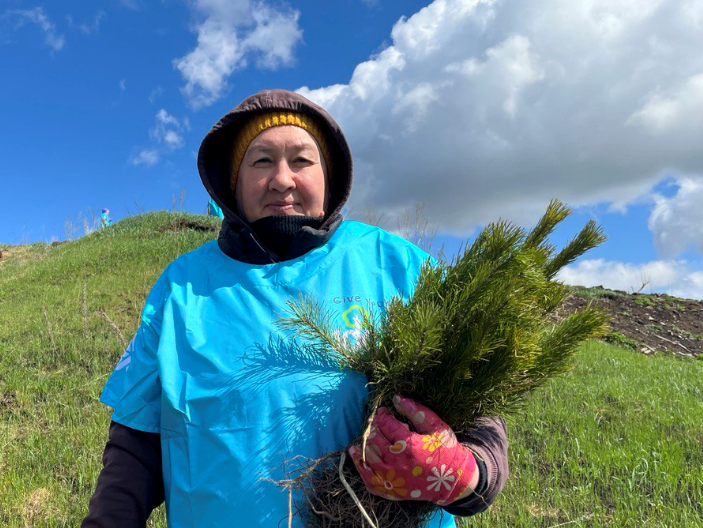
{"left": 564, "top": 286, "right": 703, "bottom": 358}
{"left": 0, "top": 212, "right": 220, "bottom": 526}
{"left": 1, "top": 212, "right": 701, "bottom": 527}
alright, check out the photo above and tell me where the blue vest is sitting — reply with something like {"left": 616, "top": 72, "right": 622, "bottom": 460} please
{"left": 101, "top": 221, "right": 455, "bottom": 527}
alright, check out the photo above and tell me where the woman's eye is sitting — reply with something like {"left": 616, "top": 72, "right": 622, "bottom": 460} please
{"left": 253, "top": 157, "right": 272, "bottom": 165}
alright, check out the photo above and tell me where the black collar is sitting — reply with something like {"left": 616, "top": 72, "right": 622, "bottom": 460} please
{"left": 217, "top": 215, "right": 343, "bottom": 264}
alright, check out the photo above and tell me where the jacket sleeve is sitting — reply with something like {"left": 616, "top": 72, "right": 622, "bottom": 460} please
{"left": 442, "top": 416, "right": 509, "bottom": 517}
{"left": 81, "top": 421, "right": 164, "bottom": 528}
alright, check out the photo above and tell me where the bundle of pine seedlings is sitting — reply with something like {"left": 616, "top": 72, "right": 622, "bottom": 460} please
{"left": 278, "top": 199, "right": 610, "bottom": 528}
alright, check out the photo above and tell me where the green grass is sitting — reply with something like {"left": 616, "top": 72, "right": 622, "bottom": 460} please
{"left": 603, "top": 331, "right": 640, "bottom": 351}
{"left": 633, "top": 295, "right": 656, "bottom": 307}
{"left": 0, "top": 212, "right": 219, "bottom": 527}
{"left": 570, "top": 285, "right": 627, "bottom": 301}
{"left": 1, "top": 212, "right": 702, "bottom": 527}
{"left": 462, "top": 341, "right": 703, "bottom": 528}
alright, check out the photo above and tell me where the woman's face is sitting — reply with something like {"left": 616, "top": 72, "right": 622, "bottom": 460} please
{"left": 235, "top": 126, "right": 329, "bottom": 223}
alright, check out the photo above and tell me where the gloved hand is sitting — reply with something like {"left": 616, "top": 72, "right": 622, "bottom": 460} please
{"left": 349, "top": 395, "right": 478, "bottom": 505}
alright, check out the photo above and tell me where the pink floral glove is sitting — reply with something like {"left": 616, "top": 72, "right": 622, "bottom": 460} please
{"left": 349, "top": 395, "right": 478, "bottom": 505}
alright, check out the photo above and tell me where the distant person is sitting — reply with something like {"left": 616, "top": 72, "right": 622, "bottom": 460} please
{"left": 100, "top": 209, "right": 113, "bottom": 228}
{"left": 82, "top": 89, "right": 508, "bottom": 527}
{"left": 207, "top": 198, "right": 224, "bottom": 219}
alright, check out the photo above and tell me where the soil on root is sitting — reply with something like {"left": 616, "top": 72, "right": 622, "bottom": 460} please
{"left": 285, "top": 453, "right": 441, "bottom": 528}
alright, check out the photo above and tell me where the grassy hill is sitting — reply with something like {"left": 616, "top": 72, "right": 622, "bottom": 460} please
{"left": 1, "top": 212, "right": 702, "bottom": 527}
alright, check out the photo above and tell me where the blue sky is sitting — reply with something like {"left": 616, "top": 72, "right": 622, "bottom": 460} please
{"left": 2, "top": 0, "right": 703, "bottom": 298}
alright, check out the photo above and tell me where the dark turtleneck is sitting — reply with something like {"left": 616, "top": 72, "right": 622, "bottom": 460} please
{"left": 249, "top": 215, "right": 326, "bottom": 261}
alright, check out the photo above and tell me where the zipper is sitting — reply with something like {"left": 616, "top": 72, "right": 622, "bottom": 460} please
{"left": 248, "top": 231, "right": 278, "bottom": 263}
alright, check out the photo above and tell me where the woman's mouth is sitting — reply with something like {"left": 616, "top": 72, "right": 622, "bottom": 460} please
{"left": 266, "top": 202, "right": 298, "bottom": 213}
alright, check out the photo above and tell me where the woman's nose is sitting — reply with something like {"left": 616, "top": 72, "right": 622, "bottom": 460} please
{"left": 269, "top": 160, "right": 296, "bottom": 192}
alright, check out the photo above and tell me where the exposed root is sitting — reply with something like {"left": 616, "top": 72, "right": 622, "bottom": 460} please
{"left": 360, "top": 395, "right": 382, "bottom": 466}
{"left": 338, "top": 451, "right": 377, "bottom": 528}
{"left": 275, "top": 451, "right": 438, "bottom": 528}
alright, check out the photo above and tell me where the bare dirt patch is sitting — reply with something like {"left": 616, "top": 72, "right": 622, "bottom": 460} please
{"left": 0, "top": 392, "right": 18, "bottom": 411}
{"left": 562, "top": 287, "right": 703, "bottom": 358}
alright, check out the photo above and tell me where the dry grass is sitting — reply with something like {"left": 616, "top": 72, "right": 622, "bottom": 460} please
{"left": 22, "top": 488, "right": 53, "bottom": 528}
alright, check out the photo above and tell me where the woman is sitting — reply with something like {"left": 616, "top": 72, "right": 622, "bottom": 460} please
{"left": 82, "top": 89, "right": 508, "bottom": 527}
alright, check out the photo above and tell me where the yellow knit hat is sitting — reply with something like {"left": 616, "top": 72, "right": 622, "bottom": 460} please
{"left": 230, "top": 112, "right": 333, "bottom": 191}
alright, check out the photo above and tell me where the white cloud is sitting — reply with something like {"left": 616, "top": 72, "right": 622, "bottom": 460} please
{"left": 557, "top": 258, "right": 703, "bottom": 300}
{"left": 648, "top": 176, "right": 703, "bottom": 258}
{"left": 148, "top": 86, "right": 165, "bottom": 103}
{"left": 119, "top": 79, "right": 126, "bottom": 92}
{"left": 119, "top": 0, "right": 139, "bottom": 11}
{"left": 67, "top": 10, "right": 106, "bottom": 35}
{"left": 129, "top": 149, "right": 160, "bottom": 166}
{"left": 130, "top": 110, "right": 189, "bottom": 166}
{"left": 298, "top": 0, "right": 703, "bottom": 235}
{"left": 174, "top": 17, "right": 243, "bottom": 108}
{"left": 150, "top": 109, "right": 189, "bottom": 149}
{"left": 627, "top": 74, "right": 703, "bottom": 135}
{"left": 244, "top": 5, "right": 301, "bottom": 69}
{"left": 9, "top": 7, "right": 65, "bottom": 51}
{"left": 174, "top": 0, "right": 302, "bottom": 108}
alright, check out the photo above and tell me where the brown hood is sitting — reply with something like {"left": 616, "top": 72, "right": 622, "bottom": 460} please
{"left": 197, "top": 89, "right": 353, "bottom": 230}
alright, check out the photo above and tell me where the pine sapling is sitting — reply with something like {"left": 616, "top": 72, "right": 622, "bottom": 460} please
{"left": 278, "top": 199, "right": 610, "bottom": 528}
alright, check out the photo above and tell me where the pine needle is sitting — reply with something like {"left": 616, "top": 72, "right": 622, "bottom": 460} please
{"left": 282, "top": 198, "right": 609, "bottom": 432}
{"left": 278, "top": 199, "right": 610, "bottom": 528}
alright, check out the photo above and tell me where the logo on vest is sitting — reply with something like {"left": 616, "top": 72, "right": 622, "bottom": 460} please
{"left": 341, "top": 304, "right": 368, "bottom": 344}
{"left": 331, "top": 295, "right": 387, "bottom": 346}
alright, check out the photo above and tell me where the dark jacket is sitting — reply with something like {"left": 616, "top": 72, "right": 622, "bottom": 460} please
{"left": 82, "top": 89, "right": 508, "bottom": 527}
